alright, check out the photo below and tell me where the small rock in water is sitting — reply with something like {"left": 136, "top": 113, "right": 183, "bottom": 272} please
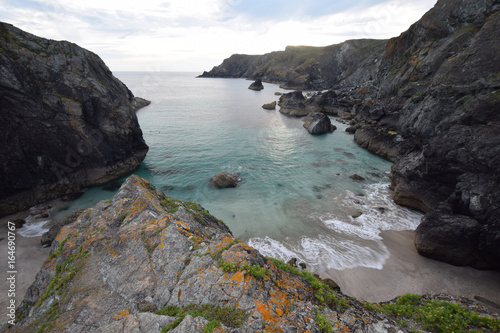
{"left": 262, "top": 101, "right": 277, "bottom": 110}
{"left": 350, "top": 174, "right": 365, "bottom": 181}
{"left": 248, "top": 79, "right": 264, "bottom": 91}
{"left": 287, "top": 258, "right": 298, "bottom": 267}
{"left": 209, "top": 172, "right": 240, "bottom": 189}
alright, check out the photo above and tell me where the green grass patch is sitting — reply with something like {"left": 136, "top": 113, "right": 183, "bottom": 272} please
{"left": 157, "top": 304, "right": 247, "bottom": 332}
{"left": 160, "top": 197, "right": 180, "bottom": 214}
{"left": 315, "top": 308, "right": 333, "bottom": 333}
{"left": 373, "top": 294, "right": 500, "bottom": 333}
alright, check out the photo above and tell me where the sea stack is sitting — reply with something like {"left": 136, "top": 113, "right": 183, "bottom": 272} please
{"left": 248, "top": 78, "right": 264, "bottom": 91}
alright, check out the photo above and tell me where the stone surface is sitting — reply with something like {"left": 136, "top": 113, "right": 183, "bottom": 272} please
{"left": 209, "top": 172, "right": 240, "bottom": 188}
{"left": 6, "top": 175, "right": 412, "bottom": 332}
{"left": 248, "top": 79, "right": 264, "bottom": 91}
{"left": 262, "top": 101, "right": 277, "bottom": 110}
{"left": 0, "top": 22, "right": 150, "bottom": 217}
{"left": 302, "top": 113, "right": 336, "bottom": 135}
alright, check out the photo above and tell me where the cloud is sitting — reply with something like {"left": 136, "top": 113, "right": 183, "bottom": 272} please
{"left": 0, "top": 0, "right": 437, "bottom": 71}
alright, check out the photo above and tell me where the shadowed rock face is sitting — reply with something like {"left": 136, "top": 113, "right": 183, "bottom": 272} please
{"left": 0, "top": 22, "right": 150, "bottom": 216}
{"left": 8, "top": 175, "right": 410, "bottom": 332}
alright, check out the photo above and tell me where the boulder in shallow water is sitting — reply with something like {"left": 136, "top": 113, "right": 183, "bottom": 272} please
{"left": 262, "top": 101, "right": 276, "bottom": 110}
{"left": 303, "top": 112, "right": 336, "bottom": 135}
{"left": 209, "top": 172, "right": 240, "bottom": 188}
{"left": 248, "top": 79, "right": 264, "bottom": 91}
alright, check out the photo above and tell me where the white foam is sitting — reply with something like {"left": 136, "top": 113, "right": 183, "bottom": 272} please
{"left": 17, "top": 220, "right": 50, "bottom": 237}
{"left": 249, "top": 182, "right": 422, "bottom": 271}
{"left": 249, "top": 235, "right": 389, "bottom": 271}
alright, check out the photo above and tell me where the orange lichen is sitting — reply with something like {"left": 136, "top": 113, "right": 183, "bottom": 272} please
{"left": 230, "top": 271, "right": 244, "bottom": 283}
{"left": 113, "top": 309, "right": 130, "bottom": 320}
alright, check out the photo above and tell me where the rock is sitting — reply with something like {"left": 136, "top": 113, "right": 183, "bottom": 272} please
{"left": 350, "top": 174, "right": 365, "bottom": 181}
{"left": 9, "top": 218, "right": 26, "bottom": 229}
{"left": 40, "top": 208, "right": 86, "bottom": 247}
{"left": 415, "top": 203, "right": 488, "bottom": 268}
{"left": 302, "top": 113, "right": 336, "bottom": 135}
{"left": 262, "top": 101, "right": 276, "bottom": 110}
{"left": 248, "top": 79, "right": 264, "bottom": 91}
{"left": 278, "top": 91, "right": 309, "bottom": 116}
{"left": 36, "top": 213, "right": 50, "bottom": 219}
{"left": 345, "top": 126, "right": 357, "bottom": 134}
{"left": 286, "top": 258, "right": 298, "bottom": 267}
{"left": 209, "top": 172, "right": 240, "bottom": 188}
{"left": 0, "top": 22, "right": 149, "bottom": 218}
{"left": 274, "top": 92, "right": 282, "bottom": 96}
{"left": 9, "top": 175, "right": 412, "bottom": 332}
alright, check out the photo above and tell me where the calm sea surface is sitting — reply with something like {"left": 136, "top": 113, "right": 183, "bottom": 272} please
{"left": 21, "top": 72, "right": 422, "bottom": 271}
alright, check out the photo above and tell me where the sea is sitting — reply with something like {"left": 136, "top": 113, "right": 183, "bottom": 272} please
{"left": 18, "top": 72, "right": 422, "bottom": 272}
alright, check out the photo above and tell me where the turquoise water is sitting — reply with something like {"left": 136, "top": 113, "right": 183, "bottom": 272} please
{"left": 18, "top": 72, "right": 422, "bottom": 271}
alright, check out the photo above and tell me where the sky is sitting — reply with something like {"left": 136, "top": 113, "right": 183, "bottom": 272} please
{"left": 0, "top": 0, "right": 437, "bottom": 72}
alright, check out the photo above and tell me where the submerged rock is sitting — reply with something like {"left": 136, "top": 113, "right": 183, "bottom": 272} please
{"left": 209, "top": 172, "right": 240, "bottom": 188}
{"left": 248, "top": 78, "right": 264, "bottom": 90}
{"left": 9, "top": 175, "right": 412, "bottom": 332}
{"left": 302, "top": 113, "right": 336, "bottom": 135}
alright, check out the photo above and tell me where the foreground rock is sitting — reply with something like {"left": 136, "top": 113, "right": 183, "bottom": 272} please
{"left": 7, "top": 175, "right": 414, "bottom": 332}
{"left": 0, "top": 22, "right": 150, "bottom": 217}
{"left": 248, "top": 78, "right": 264, "bottom": 90}
{"left": 209, "top": 172, "right": 240, "bottom": 188}
{"left": 302, "top": 113, "right": 336, "bottom": 135}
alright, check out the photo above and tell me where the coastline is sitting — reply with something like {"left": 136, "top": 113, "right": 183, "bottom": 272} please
{"left": 324, "top": 229, "right": 500, "bottom": 312}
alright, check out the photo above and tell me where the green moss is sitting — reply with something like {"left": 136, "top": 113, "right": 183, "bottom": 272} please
{"left": 160, "top": 197, "right": 180, "bottom": 213}
{"left": 218, "top": 260, "right": 238, "bottom": 273}
{"left": 49, "top": 235, "right": 70, "bottom": 260}
{"left": 157, "top": 304, "right": 247, "bottom": 332}
{"left": 118, "top": 212, "right": 127, "bottom": 224}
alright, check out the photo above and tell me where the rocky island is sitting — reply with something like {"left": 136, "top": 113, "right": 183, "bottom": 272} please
{"left": 200, "top": 0, "right": 500, "bottom": 271}
{"left": 0, "top": 22, "right": 150, "bottom": 217}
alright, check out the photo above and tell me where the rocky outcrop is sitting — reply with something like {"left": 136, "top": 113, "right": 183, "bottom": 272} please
{"left": 262, "top": 101, "right": 277, "bottom": 110}
{"left": 209, "top": 172, "right": 240, "bottom": 188}
{"left": 248, "top": 78, "right": 264, "bottom": 90}
{"left": 302, "top": 113, "right": 336, "bottom": 135}
{"left": 8, "top": 175, "right": 414, "bottom": 332}
{"left": 0, "top": 22, "right": 150, "bottom": 217}
{"left": 278, "top": 91, "right": 309, "bottom": 116}
{"left": 199, "top": 41, "right": 387, "bottom": 90}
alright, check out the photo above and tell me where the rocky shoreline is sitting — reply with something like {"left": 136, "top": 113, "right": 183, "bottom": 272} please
{"left": 201, "top": 0, "right": 500, "bottom": 271}
{"left": 3, "top": 175, "right": 499, "bottom": 332}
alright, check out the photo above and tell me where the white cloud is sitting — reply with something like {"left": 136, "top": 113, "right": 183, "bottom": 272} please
{"left": 1, "top": 0, "right": 437, "bottom": 72}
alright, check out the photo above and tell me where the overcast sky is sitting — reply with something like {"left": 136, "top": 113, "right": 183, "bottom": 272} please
{"left": 1, "top": 0, "right": 436, "bottom": 72}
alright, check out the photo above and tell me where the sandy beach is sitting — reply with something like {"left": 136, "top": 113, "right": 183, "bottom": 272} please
{"left": 0, "top": 212, "right": 51, "bottom": 325}
{"left": 325, "top": 229, "right": 500, "bottom": 311}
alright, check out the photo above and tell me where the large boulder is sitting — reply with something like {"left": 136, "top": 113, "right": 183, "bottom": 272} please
{"left": 209, "top": 172, "right": 240, "bottom": 188}
{"left": 278, "top": 91, "right": 309, "bottom": 116}
{"left": 302, "top": 113, "right": 336, "bottom": 135}
{"left": 248, "top": 79, "right": 264, "bottom": 91}
{"left": 262, "top": 101, "right": 277, "bottom": 110}
{"left": 0, "top": 22, "right": 149, "bottom": 217}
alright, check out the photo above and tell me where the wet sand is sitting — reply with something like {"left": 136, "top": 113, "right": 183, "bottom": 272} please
{"left": 325, "top": 230, "right": 500, "bottom": 312}
{"left": 0, "top": 213, "right": 51, "bottom": 325}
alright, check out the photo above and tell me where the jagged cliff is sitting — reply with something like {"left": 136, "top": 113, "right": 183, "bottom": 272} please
{"left": 0, "top": 22, "right": 150, "bottom": 217}
{"left": 5, "top": 175, "right": 498, "bottom": 332}
{"left": 200, "top": 0, "right": 500, "bottom": 270}
{"left": 199, "top": 40, "right": 387, "bottom": 90}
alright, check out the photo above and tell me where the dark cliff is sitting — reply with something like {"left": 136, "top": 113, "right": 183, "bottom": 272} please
{"left": 199, "top": 40, "right": 387, "bottom": 90}
{"left": 201, "top": 0, "right": 500, "bottom": 270}
{"left": 0, "top": 22, "right": 150, "bottom": 217}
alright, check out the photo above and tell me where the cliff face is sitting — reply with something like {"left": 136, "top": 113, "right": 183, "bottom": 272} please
{"left": 200, "top": 0, "right": 500, "bottom": 270}
{"left": 8, "top": 175, "right": 409, "bottom": 332}
{"left": 199, "top": 40, "right": 387, "bottom": 90}
{"left": 0, "top": 22, "right": 150, "bottom": 216}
